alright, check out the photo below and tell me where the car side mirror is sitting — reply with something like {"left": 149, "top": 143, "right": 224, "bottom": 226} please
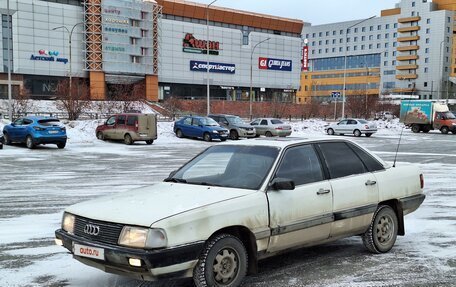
{"left": 269, "top": 178, "right": 295, "bottom": 191}
{"left": 222, "top": 121, "right": 229, "bottom": 125}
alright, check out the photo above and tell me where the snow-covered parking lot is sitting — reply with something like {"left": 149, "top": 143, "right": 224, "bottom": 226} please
{"left": 0, "top": 120, "right": 455, "bottom": 287}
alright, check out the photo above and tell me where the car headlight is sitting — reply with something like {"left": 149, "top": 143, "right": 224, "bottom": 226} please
{"left": 212, "top": 130, "right": 219, "bottom": 134}
{"left": 62, "top": 212, "right": 75, "bottom": 234}
{"left": 118, "top": 226, "right": 167, "bottom": 249}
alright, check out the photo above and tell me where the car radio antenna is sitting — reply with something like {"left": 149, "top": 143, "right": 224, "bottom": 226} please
{"left": 393, "top": 96, "right": 413, "bottom": 168}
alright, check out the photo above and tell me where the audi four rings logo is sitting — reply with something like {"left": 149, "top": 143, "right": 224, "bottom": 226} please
{"left": 84, "top": 224, "right": 100, "bottom": 236}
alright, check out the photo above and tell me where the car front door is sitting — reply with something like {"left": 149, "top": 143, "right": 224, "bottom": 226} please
{"left": 8, "top": 118, "right": 24, "bottom": 141}
{"left": 267, "top": 144, "right": 332, "bottom": 252}
{"left": 191, "top": 118, "right": 204, "bottom": 138}
{"left": 103, "top": 116, "right": 117, "bottom": 139}
{"left": 334, "top": 120, "right": 348, "bottom": 134}
{"left": 316, "top": 141, "right": 379, "bottom": 238}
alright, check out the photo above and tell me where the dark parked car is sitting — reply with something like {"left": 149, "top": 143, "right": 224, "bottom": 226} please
{"left": 3, "top": 116, "right": 67, "bottom": 149}
{"left": 173, "top": 116, "right": 228, "bottom": 142}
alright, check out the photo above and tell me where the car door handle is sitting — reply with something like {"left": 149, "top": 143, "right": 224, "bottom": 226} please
{"left": 317, "top": 188, "right": 331, "bottom": 195}
{"left": 365, "top": 180, "right": 377, "bottom": 186}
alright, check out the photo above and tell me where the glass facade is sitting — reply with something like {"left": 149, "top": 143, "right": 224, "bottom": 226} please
{"left": 312, "top": 83, "right": 379, "bottom": 91}
{"left": 310, "top": 54, "right": 381, "bottom": 71}
{"left": 2, "top": 14, "right": 13, "bottom": 73}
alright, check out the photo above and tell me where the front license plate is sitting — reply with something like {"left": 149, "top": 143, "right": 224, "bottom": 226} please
{"left": 49, "top": 130, "right": 58, "bottom": 134}
{"left": 73, "top": 243, "right": 105, "bottom": 260}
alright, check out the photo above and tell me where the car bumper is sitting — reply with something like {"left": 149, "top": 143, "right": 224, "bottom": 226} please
{"left": 239, "top": 130, "right": 256, "bottom": 138}
{"left": 361, "top": 129, "right": 377, "bottom": 134}
{"left": 275, "top": 130, "right": 292, "bottom": 137}
{"left": 33, "top": 135, "right": 67, "bottom": 144}
{"left": 400, "top": 194, "right": 425, "bottom": 216}
{"left": 212, "top": 133, "right": 228, "bottom": 140}
{"left": 55, "top": 229, "right": 204, "bottom": 281}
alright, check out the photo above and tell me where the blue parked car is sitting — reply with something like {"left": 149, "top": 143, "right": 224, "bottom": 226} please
{"left": 3, "top": 116, "right": 67, "bottom": 149}
{"left": 174, "top": 116, "right": 229, "bottom": 142}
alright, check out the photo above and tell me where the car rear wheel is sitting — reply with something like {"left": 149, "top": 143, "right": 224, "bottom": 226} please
{"left": 124, "top": 134, "right": 133, "bottom": 145}
{"left": 327, "top": 128, "right": 335, "bottom": 135}
{"left": 362, "top": 205, "right": 398, "bottom": 254}
{"left": 26, "top": 136, "right": 35, "bottom": 149}
{"left": 411, "top": 124, "right": 421, "bottom": 133}
{"left": 354, "top": 129, "right": 362, "bottom": 137}
{"left": 57, "top": 142, "right": 66, "bottom": 149}
{"left": 441, "top": 126, "right": 449, "bottom": 134}
{"left": 365, "top": 133, "right": 373, "bottom": 137}
{"left": 146, "top": 140, "right": 154, "bottom": 145}
{"left": 230, "top": 130, "right": 239, "bottom": 140}
{"left": 3, "top": 133, "right": 10, "bottom": 145}
{"left": 203, "top": 132, "right": 212, "bottom": 142}
{"left": 96, "top": 131, "right": 105, "bottom": 141}
{"left": 265, "top": 131, "right": 273, "bottom": 137}
{"left": 193, "top": 234, "right": 248, "bottom": 287}
{"left": 176, "top": 129, "right": 184, "bottom": 138}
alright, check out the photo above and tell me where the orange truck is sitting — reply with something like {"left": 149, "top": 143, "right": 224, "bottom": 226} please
{"left": 400, "top": 100, "right": 456, "bottom": 134}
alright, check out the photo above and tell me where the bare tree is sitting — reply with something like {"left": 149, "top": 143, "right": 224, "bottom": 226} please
{"left": 108, "top": 81, "right": 146, "bottom": 113}
{"left": 11, "top": 87, "right": 34, "bottom": 118}
{"left": 162, "top": 96, "right": 182, "bottom": 119}
{"left": 56, "top": 78, "right": 91, "bottom": 120}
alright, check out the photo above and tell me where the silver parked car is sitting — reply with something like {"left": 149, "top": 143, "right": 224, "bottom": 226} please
{"left": 209, "top": 114, "right": 256, "bottom": 140}
{"left": 250, "top": 118, "right": 292, "bottom": 137}
{"left": 325, "top": 119, "right": 377, "bottom": 137}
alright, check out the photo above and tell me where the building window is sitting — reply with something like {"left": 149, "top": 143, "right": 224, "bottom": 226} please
{"left": 319, "top": 32, "right": 322, "bottom": 37}
{"left": 354, "top": 28, "right": 358, "bottom": 33}
{"left": 426, "top": 28, "right": 430, "bottom": 34}
{"left": 332, "top": 47, "right": 336, "bottom": 52}
{"left": 141, "top": 29, "right": 148, "bottom": 37}
{"left": 370, "top": 26, "right": 374, "bottom": 31}
{"left": 426, "top": 38, "right": 430, "bottom": 44}
{"left": 369, "top": 44, "right": 373, "bottom": 49}
{"left": 384, "top": 61, "right": 388, "bottom": 66}
{"left": 306, "top": 33, "right": 309, "bottom": 39}
{"left": 425, "top": 48, "right": 429, "bottom": 53}
{"left": 412, "top": 11, "right": 415, "bottom": 16}
{"left": 393, "top": 32, "right": 397, "bottom": 38}
{"left": 394, "top": 23, "right": 398, "bottom": 28}
{"left": 361, "top": 45, "right": 365, "bottom": 50}
{"left": 332, "top": 39, "right": 336, "bottom": 44}
{"left": 347, "top": 37, "right": 350, "bottom": 43}
{"left": 326, "top": 40, "right": 329, "bottom": 44}
{"left": 339, "top": 47, "right": 343, "bottom": 52}
{"left": 393, "top": 42, "right": 397, "bottom": 47}
{"left": 377, "top": 34, "right": 381, "bottom": 40}
{"left": 427, "top": 18, "right": 430, "bottom": 24}
{"left": 393, "top": 51, "right": 396, "bottom": 56}
{"left": 424, "top": 82, "right": 428, "bottom": 87}
{"left": 448, "top": 17, "right": 451, "bottom": 23}
{"left": 312, "top": 33, "right": 316, "bottom": 37}
{"left": 319, "top": 40, "right": 322, "bottom": 45}
{"left": 326, "top": 31, "right": 329, "bottom": 36}
{"left": 354, "top": 46, "right": 357, "bottom": 51}
{"left": 332, "top": 30, "right": 336, "bottom": 35}
{"left": 362, "top": 27, "right": 366, "bottom": 32}
{"left": 354, "top": 37, "right": 358, "bottom": 42}
{"left": 362, "top": 36, "right": 366, "bottom": 41}
{"left": 424, "top": 67, "right": 428, "bottom": 73}
{"left": 131, "top": 56, "right": 139, "bottom": 63}
{"left": 412, "top": 1, "right": 415, "bottom": 7}
{"left": 340, "top": 29, "right": 344, "bottom": 35}
{"left": 385, "top": 33, "right": 389, "bottom": 39}
{"left": 378, "top": 25, "right": 381, "bottom": 30}
{"left": 312, "top": 41, "right": 316, "bottom": 46}
{"left": 425, "top": 58, "right": 429, "bottom": 63}
{"left": 385, "top": 43, "right": 389, "bottom": 48}
{"left": 131, "top": 37, "right": 138, "bottom": 45}
{"left": 318, "top": 49, "right": 322, "bottom": 54}
{"left": 325, "top": 48, "right": 329, "bottom": 53}
{"left": 392, "top": 60, "right": 396, "bottom": 66}
{"left": 340, "top": 38, "right": 343, "bottom": 43}
{"left": 377, "top": 43, "right": 381, "bottom": 48}
{"left": 141, "top": 47, "right": 147, "bottom": 56}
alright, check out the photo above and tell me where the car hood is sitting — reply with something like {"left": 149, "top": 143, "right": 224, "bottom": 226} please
{"left": 235, "top": 124, "right": 254, "bottom": 129}
{"left": 66, "top": 182, "right": 256, "bottom": 227}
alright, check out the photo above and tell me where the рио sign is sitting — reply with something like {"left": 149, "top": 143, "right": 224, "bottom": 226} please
{"left": 259, "top": 57, "right": 292, "bottom": 72}
{"left": 30, "top": 49, "right": 68, "bottom": 64}
{"left": 183, "top": 33, "right": 220, "bottom": 55}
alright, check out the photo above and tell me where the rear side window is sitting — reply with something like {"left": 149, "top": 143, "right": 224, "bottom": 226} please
{"left": 275, "top": 145, "right": 324, "bottom": 186}
{"left": 348, "top": 143, "right": 384, "bottom": 172}
{"left": 38, "top": 119, "right": 61, "bottom": 126}
{"left": 271, "top": 119, "right": 284, "bottom": 124}
{"left": 117, "top": 115, "right": 126, "bottom": 125}
{"left": 127, "top": 116, "right": 138, "bottom": 126}
{"left": 318, "top": 142, "right": 367, "bottom": 179}
{"left": 23, "top": 119, "right": 33, "bottom": 125}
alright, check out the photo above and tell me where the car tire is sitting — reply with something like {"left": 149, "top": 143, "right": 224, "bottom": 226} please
{"left": 441, "top": 126, "right": 449, "bottom": 134}
{"left": 96, "top": 131, "right": 105, "bottom": 141}
{"left": 354, "top": 129, "right": 362, "bottom": 137}
{"left": 146, "top": 140, "right": 154, "bottom": 145}
{"left": 124, "top": 134, "right": 133, "bottom": 145}
{"left": 265, "top": 131, "right": 273, "bottom": 137}
{"left": 193, "top": 234, "right": 248, "bottom": 287}
{"left": 230, "top": 130, "right": 239, "bottom": 140}
{"left": 411, "top": 124, "right": 421, "bottom": 133}
{"left": 0, "top": 144, "right": 3, "bottom": 150}
{"left": 327, "top": 128, "right": 335, "bottom": 135}
{"left": 3, "top": 133, "right": 10, "bottom": 145}
{"left": 57, "top": 142, "right": 66, "bottom": 149}
{"left": 203, "top": 132, "right": 212, "bottom": 142}
{"left": 176, "top": 129, "right": 184, "bottom": 138}
{"left": 26, "top": 136, "right": 35, "bottom": 149}
{"left": 362, "top": 205, "right": 398, "bottom": 254}
{"left": 365, "top": 133, "right": 372, "bottom": 137}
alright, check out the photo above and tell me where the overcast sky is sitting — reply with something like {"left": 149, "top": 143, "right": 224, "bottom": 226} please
{"left": 190, "top": 0, "right": 401, "bottom": 25}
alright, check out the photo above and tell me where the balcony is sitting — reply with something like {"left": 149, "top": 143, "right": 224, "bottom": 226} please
{"left": 396, "top": 74, "right": 418, "bottom": 80}
{"left": 396, "top": 64, "right": 419, "bottom": 70}
{"left": 397, "top": 35, "right": 420, "bottom": 42}
{"left": 396, "top": 55, "right": 419, "bottom": 61}
{"left": 398, "top": 16, "right": 421, "bottom": 23}
{"left": 397, "top": 26, "right": 420, "bottom": 33}
{"left": 397, "top": 45, "right": 419, "bottom": 51}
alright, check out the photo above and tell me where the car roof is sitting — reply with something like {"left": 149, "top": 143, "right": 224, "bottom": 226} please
{"left": 23, "top": 116, "right": 59, "bottom": 121}
{"left": 217, "top": 137, "right": 353, "bottom": 149}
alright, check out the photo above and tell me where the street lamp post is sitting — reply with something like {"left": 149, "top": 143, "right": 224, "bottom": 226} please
{"left": 206, "top": 0, "right": 218, "bottom": 116}
{"left": 249, "top": 38, "right": 270, "bottom": 119}
{"left": 438, "top": 40, "right": 445, "bottom": 99}
{"left": 6, "top": 0, "right": 12, "bottom": 120}
{"left": 53, "top": 22, "right": 83, "bottom": 98}
{"left": 342, "top": 16, "right": 375, "bottom": 119}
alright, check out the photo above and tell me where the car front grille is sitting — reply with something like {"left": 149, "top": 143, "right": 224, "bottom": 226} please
{"left": 74, "top": 216, "right": 124, "bottom": 245}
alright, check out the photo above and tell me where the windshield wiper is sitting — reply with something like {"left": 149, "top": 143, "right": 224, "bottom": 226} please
{"left": 164, "top": 178, "right": 187, "bottom": 183}
{"left": 186, "top": 181, "right": 223, "bottom": 187}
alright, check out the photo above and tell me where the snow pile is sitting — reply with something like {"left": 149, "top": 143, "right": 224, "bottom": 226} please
{"left": 289, "top": 119, "right": 328, "bottom": 136}
{"left": 65, "top": 120, "right": 104, "bottom": 143}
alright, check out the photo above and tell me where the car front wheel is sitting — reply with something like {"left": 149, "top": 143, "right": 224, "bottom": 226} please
{"left": 362, "top": 205, "right": 398, "bottom": 254}
{"left": 26, "top": 136, "right": 35, "bottom": 149}
{"left": 176, "top": 129, "right": 184, "bottom": 138}
{"left": 230, "top": 130, "right": 239, "bottom": 140}
{"left": 203, "top": 132, "right": 212, "bottom": 142}
{"left": 193, "top": 234, "right": 248, "bottom": 287}
{"left": 124, "top": 134, "right": 133, "bottom": 145}
{"left": 441, "top": 126, "right": 449, "bottom": 134}
{"left": 96, "top": 131, "right": 105, "bottom": 141}
{"left": 327, "top": 128, "right": 335, "bottom": 135}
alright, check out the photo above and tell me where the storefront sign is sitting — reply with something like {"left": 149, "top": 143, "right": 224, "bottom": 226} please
{"left": 190, "top": 61, "right": 235, "bottom": 74}
{"left": 258, "top": 57, "right": 292, "bottom": 72}
{"left": 104, "top": 8, "right": 121, "bottom": 15}
{"left": 183, "top": 33, "right": 220, "bottom": 55}
{"left": 104, "top": 27, "right": 128, "bottom": 33}
{"left": 30, "top": 50, "right": 68, "bottom": 64}
{"left": 302, "top": 46, "right": 309, "bottom": 71}
{"left": 104, "top": 18, "right": 129, "bottom": 24}
{"left": 105, "top": 46, "right": 125, "bottom": 52}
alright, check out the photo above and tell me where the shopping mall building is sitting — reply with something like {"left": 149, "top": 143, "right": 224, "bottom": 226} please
{"left": 0, "top": 0, "right": 304, "bottom": 103}
{"left": 298, "top": 0, "right": 456, "bottom": 103}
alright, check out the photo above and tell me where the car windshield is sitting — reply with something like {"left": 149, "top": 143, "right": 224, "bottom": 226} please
{"left": 226, "top": 116, "right": 245, "bottom": 125}
{"left": 200, "top": 117, "right": 219, "bottom": 126}
{"left": 444, "top": 112, "right": 456, "bottom": 119}
{"left": 38, "top": 119, "right": 62, "bottom": 127}
{"left": 271, "top": 119, "right": 284, "bottom": 124}
{"left": 169, "top": 145, "right": 280, "bottom": 190}
{"left": 358, "top": 119, "right": 368, "bottom": 124}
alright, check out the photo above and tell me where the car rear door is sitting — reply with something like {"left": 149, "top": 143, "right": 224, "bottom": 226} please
{"left": 267, "top": 144, "right": 332, "bottom": 252}
{"left": 114, "top": 115, "right": 127, "bottom": 139}
{"left": 316, "top": 141, "right": 379, "bottom": 238}
{"left": 347, "top": 119, "right": 358, "bottom": 134}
